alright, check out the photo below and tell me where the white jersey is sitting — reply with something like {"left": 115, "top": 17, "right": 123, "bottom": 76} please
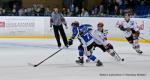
{"left": 116, "top": 19, "right": 139, "bottom": 37}
{"left": 92, "top": 29, "right": 109, "bottom": 46}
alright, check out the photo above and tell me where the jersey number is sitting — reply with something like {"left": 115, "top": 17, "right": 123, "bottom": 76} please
{"left": 82, "top": 33, "right": 92, "bottom": 42}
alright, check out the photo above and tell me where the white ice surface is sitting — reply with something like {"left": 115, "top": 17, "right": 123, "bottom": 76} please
{"left": 0, "top": 38, "right": 149, "bottom": 80}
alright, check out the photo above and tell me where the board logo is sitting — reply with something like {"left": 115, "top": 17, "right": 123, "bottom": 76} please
{"left": 0, "top": 21, "right": 5, "bottom": 27}
{"left": 138, "top": 21, "right": 144, "bottom": 30}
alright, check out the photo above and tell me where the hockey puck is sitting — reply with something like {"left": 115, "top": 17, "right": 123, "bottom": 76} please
{"left": 34, "top": 65, "right": 37, "bottom": 67}
{"left": 121, "top": 58, "right": 124, "bottom": 61}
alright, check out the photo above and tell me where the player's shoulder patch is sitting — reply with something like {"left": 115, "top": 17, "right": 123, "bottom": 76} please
{"left": 122, "top": 20, "right": 126, "bottom": 23}
{"left": 130, "top": 21, "right": 135, "bottom": 25}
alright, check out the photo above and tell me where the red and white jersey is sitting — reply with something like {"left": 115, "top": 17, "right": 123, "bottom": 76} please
{"left": 92, "top": 29, "right": 108, "bottom": 46}
{"left": 116, "top": 19, "right": 140, "bottom": 37}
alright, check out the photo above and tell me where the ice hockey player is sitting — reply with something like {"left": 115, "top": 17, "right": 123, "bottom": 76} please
{"left": 68, "top": 21, "right": 103, "bottom": 66}
{"left": 86, "top": 22, "right": 124, "bottom": 62}
{"left": 116, "top": 13, "right": 143, "bottom": 54}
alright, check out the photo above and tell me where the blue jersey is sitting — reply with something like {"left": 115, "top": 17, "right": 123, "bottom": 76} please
{"left": 71, "top": 24, "right": 94, "bottom": 47}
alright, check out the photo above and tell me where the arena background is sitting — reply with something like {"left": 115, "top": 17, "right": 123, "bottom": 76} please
{"left": 0, "top": 0, "right": 150, "bottom": 43}
{"left": 0, "top": 1, "right": 150, "bottom": 80}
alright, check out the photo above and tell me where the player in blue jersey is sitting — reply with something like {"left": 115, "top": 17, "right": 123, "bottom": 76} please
{"left": 68, "top": 21, "right": 103, "bottom": 66}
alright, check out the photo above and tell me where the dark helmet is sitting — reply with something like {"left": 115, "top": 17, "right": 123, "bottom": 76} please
{"left": 71, "top": 21, "right": 79, "bottom": 27}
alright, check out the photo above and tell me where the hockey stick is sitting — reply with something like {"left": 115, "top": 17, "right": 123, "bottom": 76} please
{"left": 139, "top": 37, "right": 150, "bottom": 43}
{"left": 114, "top": 51, "right": 124, "bottom": 61}
{"left": 28, "top": 47, "right": 65, "bottom": 67}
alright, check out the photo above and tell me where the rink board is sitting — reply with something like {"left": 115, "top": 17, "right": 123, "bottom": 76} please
{"left": 0, "top": 35, "right": 149, "bottom": 43}
{"left": 0, "top": 17, "right": 149, "bottom": 43}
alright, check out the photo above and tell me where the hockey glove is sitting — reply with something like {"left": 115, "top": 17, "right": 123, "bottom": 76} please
{"left": 68, "top": 39, "right": 73, "bottom": 45}
{"left": 126, "top": 28, "right": 131, "bottom": 32}
{"left": 119, "top": 25, "right": 126, "bottom": 31}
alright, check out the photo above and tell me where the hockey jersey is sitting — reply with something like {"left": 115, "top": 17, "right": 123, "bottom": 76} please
{"left": 92, "top": 29, "right": 109, "bottom": 46}
{"left": 71, "top": 24, "right": 94, "bottom": 47}
{"left": 116, "top": 19, "right": 139, "bottom": 37}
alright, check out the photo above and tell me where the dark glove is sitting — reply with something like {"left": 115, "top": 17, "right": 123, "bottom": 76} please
{"left": 126, "top": 28, "right": 131, "bottom": 32}
{"left": 119, "top": 25, "right": 126, "bottom": 31}
{"left": 68, "top": 39, "right": 73, "bottom": 45}
{"left": 50, "top": 24, "right": 52, "bottom": 27}
{"left": 104, "top": 38, "right": 107, "bottom": 40}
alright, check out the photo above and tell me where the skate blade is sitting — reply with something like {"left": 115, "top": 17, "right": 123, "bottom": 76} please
{"left": 76, "top": 62, "right": 84, "bottom": 66}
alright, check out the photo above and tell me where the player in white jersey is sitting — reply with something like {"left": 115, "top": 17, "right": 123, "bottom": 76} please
{"left": 88, "top": 22, "right": 124, "bottom": 61}
{"left": 116, "top": 13, "right": 143, "bottom": 54}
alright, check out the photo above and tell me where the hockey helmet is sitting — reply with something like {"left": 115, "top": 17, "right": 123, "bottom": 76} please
{"left": 71, "top": 21, "right": 79, "bottom": 27}
{"left": 97, "top": 22, "right": 104, "bottom": 27}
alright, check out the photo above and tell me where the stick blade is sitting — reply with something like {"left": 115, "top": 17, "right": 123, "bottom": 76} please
{"left": 28, "top": 63, "right": 37, "bottom": 67}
